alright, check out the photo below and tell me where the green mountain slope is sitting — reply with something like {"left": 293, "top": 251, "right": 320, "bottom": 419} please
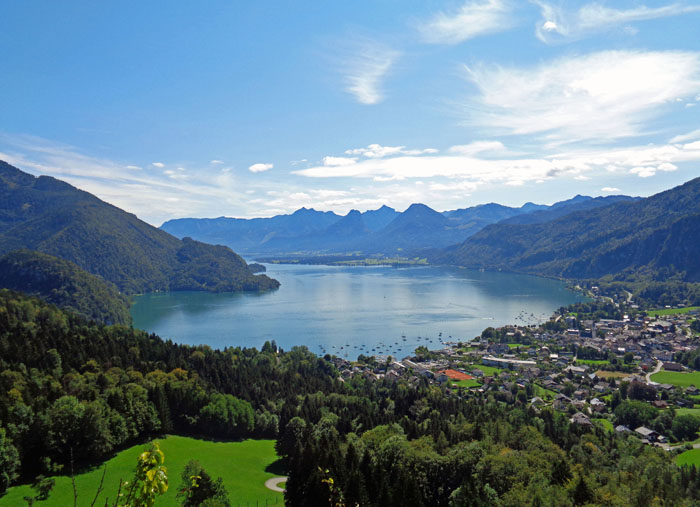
{"left": 0, "top": 249, "right": 131, "bottom": 325}
{"left": 436, "top": 177, "right": 700, "bottom": 282}
{"left": 0, "top": 161, "right": 279, "bottom": 293}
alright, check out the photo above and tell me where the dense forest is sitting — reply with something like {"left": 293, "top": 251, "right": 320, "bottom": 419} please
{"left": 0, "top": 161, "right": 279, "bottom": 294}
{"left": 0, "top": 250, "right": 131, "bottom": 325}
{"left": 2, "top": 290, "right": 700, "bottom": 505}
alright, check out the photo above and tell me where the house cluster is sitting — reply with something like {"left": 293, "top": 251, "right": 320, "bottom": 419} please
{"left": 330, "top": 307, "right": 700, "bottom": 445}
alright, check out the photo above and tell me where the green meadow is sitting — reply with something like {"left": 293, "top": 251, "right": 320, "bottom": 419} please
{"left": 453, "top": 378, "right": 481, "bottom": 388}
{"left": 0, "top": 436, "right": 284, "bottom": 506}
{"left": 471, "top": 364, "right": 504, "bottom": 376}
{"left": 647, "top": 306, "right": 700, "bottom": 317}
{"left": 576, "top": 359, "right": 611, "bottom": 366}
{"left": 651, "top": 370, "right": 700, "bottom": 388}
{"left": 677, "top": 448, "right": 700, "bottom": 467}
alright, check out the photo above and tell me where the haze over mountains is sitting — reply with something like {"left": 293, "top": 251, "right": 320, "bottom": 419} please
{"left": 0, "top": 161, "right": 279, "bottom": 298}
{"left": 162, "top": 194, "right": 638, "bottom": 256}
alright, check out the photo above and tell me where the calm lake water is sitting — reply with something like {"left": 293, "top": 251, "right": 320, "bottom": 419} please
{"left": 131, "top": 264, "right": 584, "bottom": 359}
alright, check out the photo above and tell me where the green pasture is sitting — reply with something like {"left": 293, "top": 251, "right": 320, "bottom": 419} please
{"left": 0, "top": 436, "right": 284, "bottom": 506}
{"left": 647, "top": 306, "right": 699, "bottom": 317}
{"left": 651, "top": 370, "right": 700, "bottom": 388}
{"left": 677, "top": 448, "right": 700, "bottom": 467}
{"left": 472, "top": 364, "right": 504, "bottom": 376}
{"left": 453, "top": 378, "right": 481, "bottom": 388}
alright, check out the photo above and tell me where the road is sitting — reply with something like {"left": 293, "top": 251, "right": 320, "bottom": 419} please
{"left": 646, "top": 360, "right": 662, "bottom": 384}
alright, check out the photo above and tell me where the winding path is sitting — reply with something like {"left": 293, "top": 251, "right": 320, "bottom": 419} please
{"left": 265, "top": 477, "right": 287, "bottom": 493}
{"left": 646, "top": 360, "right": 662, "bottom": 384}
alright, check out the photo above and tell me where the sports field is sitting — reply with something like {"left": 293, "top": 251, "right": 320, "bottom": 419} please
{"left": 0, "top": 436, "right": 285, "bottom": 506}
{"left": 651, "top": 370, "right": 700, "bottom": 388}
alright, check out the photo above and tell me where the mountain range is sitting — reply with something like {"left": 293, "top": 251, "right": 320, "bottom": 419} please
{"left": 436, "top": 177, "right": 700, "bottom": 283}
{"left": 0, "top": 161, "right": 279, "bottom": 296}
{"left": 161, "top": 195, "right": 636, "bottom": 256}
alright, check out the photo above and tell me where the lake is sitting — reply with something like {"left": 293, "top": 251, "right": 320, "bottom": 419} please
{"left": 131, "top": 264, "right": 584, "bottom": 359}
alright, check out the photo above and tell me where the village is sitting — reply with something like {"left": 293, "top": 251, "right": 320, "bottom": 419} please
{"left": 331, "top": 302, "right": 700, "bottom": 450}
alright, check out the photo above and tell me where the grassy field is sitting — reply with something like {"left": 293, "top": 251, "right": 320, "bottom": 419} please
{"left": 576, "top": 359, "right": 611, "bottom": 366}
{"left": 648, "top": 306, "right": 700, "bottom": 317}
{"left": 675, "top": 408, "right": 700, "bottom": 418}
{"left": 676, "top": 448, "right": 700, "bottom": 467}
{"left": 532, "top": 384, "right": 557, "bottom": 401}
{"left": 453, "top": 378, "right": 481, "bottom": 388}
{"left": 595, "top": 370, "right": 630, "bottom": 380}
{"left": 651, "top": 370, "right": 700, "bottom": 388}
{"left": 0, "top": 436, "right": 285, "bottom": 506}
{"left": 472, "top": 364, "right": 504, "bottom": 376}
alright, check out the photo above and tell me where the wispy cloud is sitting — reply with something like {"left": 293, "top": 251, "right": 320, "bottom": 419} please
{"left": 0, "top": 133, "right": 250, "bottom": 225}
{"left": 671, "top": 129, "right": 700, "bottom": 144}
{"left": 340, "top": 38, "right": 400, "bottom": 105}
{"left": 248, "top": 162, "right": 273, "bottom": 173}
{"left": 601, "top": 187, "right": 620, "bottom": 192}
{"left": 345, "top": 144, "right": 438, "bottom": 158}
{"left": 461, "top": 50, "right": 700, "bottom": 144}
{"left": 533, "top": 1, "right": 700, "bottom": 44}
{"left": 418, "top": 0, "right": 514, "bottom": 44}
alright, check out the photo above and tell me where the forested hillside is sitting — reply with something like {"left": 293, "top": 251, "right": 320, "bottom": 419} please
{"left": 2, "top": 290, "right": 700, "bottom": 505}
{"left": 437, "top": 177, "right": 700, "bottom": 283}
{"left": 0, "top": 250, "right": 131, "bottom": 325}
{"left": 0, "top": 161, "right": 279, "bottom": 294}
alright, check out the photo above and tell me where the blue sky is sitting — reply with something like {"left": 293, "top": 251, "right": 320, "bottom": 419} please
{"left": 1, "top": 1, "right": 700, "bottom": 225}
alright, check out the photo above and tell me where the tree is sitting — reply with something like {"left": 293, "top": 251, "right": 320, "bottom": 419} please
{"left": 672, "top": 414, "right": 700, "bottom": 441}
{"left": 198, "top": 394, "right": 254, "bottom": 438}
{"left": 118, "top": 442, "right": 168, "bottom": 507}
{"left": 177, "top": 460, "right": 230, "bottom": 506}
{"left": 627, "top": 381, "right": 657, "bottom": 401}
{"left": 614, "top": 400, "right": 657, "bottom": 429}
{"left": 0, "top": 426, "right": 20, "bottom": 494}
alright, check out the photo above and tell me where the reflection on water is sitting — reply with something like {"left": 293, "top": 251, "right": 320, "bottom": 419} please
{"left": 131, "top": 264, "right": 584, "bottom": 358}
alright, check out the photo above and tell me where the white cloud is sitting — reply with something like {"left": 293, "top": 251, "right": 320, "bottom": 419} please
{"left": 151, "top": 162, "right": 165, "bottom": 168}
{"left": 341, "top": 38, "right": 400, "bottom": 105}
{"left": 461, "top": 50, "right": 700, "bottom": 143}
{"left": 671, "top": 129, "right": 700, "bottom": 143}
{"left": 542, "top": 20, "right": 557, "bottom": 31}
{"left": 323, "top": 156, "right": 357, "bottom": 166}
{"left": 630, "top": 166, "right": 657, "bottom": 178}
{"left": 293, "top": 138, "right": 700, "bottom": 189}
{"left": 125, "top": 165, "right": 141, "bottom": 170}
{"left": 448, "top": 140, "right": 507, "bottom": 155}
{"left": 345, "top": 144, "right": 438, "bottom": 158}
{"left": 210, "top": 159, "right": 224, "bottom": 165}
{"left": 630, "top": 162, "right": 677, "bottom": 178}
{"left": 248, "top": 162, "right": 273, "bottom": 173}
{"left": 419, "top": 0, "right": 514, "bottom": 44}
{"left": 601, "top": 187, "right": 620, "bottom": 192}
{"left": 534, "top": 1, "right": 700, "bottom": 44}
